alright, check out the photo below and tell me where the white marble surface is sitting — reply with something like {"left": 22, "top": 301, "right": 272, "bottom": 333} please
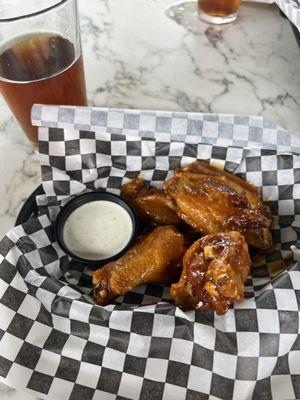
{"left": 0, "top": 0, "right": 300, "bottom": 399}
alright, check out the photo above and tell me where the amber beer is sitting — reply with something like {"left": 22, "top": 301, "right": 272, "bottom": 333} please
{"left": 0, "top": 33, "right": 87, "bottom": 146}
{"left": 198, "top": 0, "right": 240, "bottom": 23}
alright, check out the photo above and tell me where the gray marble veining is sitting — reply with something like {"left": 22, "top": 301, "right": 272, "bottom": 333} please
{"left": 0, "top": 0, "right": 299, "bottom": 398}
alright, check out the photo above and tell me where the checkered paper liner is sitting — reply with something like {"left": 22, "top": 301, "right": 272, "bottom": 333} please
{"left": 276, "top": 0, "right": 300, "bottom": 32}
{"left": 246, "top": 0, "right": 300, "bottom": 32}
{"left": 0, "top": 105, "right": 300, "bottom": 400}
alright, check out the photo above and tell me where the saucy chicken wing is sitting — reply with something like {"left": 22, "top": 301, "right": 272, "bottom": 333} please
{"left": 179, "top": 161, "right": 263, "bottom": 209}
{"left": 170, "top": 231, "right": 250, "bottom": 315}
{"left": 164, "top": 161, "right": 272, "bottom": 249}
{"left": 93, "top": 225, "right": 186, "bottom": 305}
{"left": 121, "top": 178, "right": 180, "bottom": 225}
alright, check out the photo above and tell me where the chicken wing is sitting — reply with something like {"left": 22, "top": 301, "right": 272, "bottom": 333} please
{"left": 170, "top": 231, "right": 250, "bottom": 315}
{"left": 164, "top": 161, "right": 272, "bottom": 249}
{"left": 93, "top": 225, "right": 186, "bottom": 305}
{"left": 179, "top": 161, "right": 262, "bottom": 209}
{"left": 121, "top": 178, "right": 180, "bottom": 225}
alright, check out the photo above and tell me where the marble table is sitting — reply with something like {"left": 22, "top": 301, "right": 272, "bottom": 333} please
{"left": 0, "top": 0, "right": 299, "bottom": 398}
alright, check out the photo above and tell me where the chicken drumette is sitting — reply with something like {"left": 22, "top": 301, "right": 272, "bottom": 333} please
{"left": 121, "top": 178, "right": 180, "bottom": 226}
{"left": 170, "top": 231, "right": 250, "bottom": 315}
{"left": 93, "top": 225, "right": 185, "bottom": 305}
{"left": 164, "top": 161, "right": 272, "bottom": 249}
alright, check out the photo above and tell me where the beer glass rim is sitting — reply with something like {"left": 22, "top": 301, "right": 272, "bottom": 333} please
{"left": 0, "top": 0, "right": 70, "bottom": 23}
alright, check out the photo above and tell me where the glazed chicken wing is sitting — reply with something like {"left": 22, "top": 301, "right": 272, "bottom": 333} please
{"left": 93, "top": 225, "right": 186, "bottom": 305}
{"left": 179, "top": 161, "right": 262, "bottom": 209}
{"left": 121, "top": 178, "right": 180, "bottom": 225}
{"left": 170, "top": 231, "right": 250, "bottom": 315}
{"left": 164, "top": 161, "right": 272, "bottom": 249}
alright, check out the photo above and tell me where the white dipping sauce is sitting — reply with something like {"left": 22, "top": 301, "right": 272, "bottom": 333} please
{"left": 63, "top": 201, "right": 133, "bottom": 260}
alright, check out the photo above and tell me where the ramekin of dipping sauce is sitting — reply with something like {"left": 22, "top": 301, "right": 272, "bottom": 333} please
{"left": 55, "top": 192, "right": 138, "bottom": 267}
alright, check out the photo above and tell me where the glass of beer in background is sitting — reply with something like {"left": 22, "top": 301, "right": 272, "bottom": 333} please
{"left": 198, "top": 0, "right": 241, "bottom": 24}
{"left": 0, "top": 0, "right": 87, "bottom": 147}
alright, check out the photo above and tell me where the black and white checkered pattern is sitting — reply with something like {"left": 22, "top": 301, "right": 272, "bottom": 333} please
{"left": 0, "top": 106, "right": 299, "bottom": 400}
{"left": 276, "top": 0, "right": 300, "bottom": 33}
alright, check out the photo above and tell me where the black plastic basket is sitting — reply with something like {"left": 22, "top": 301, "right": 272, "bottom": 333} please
{"left": 15, "top": 185, "right": 44, "bottom": 226}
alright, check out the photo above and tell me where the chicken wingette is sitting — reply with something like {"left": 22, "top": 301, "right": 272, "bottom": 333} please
{"left": 164, "top": 161, "right": 272, "bottom": 249}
